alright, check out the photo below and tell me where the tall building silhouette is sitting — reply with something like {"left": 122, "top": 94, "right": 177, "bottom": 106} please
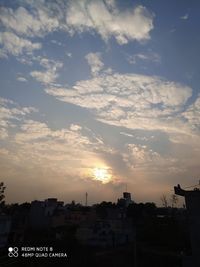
{"left": 174, "top": 184, "right": 200, "bottom": 267}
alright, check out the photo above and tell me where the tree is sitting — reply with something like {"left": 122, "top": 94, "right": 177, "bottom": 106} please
{"left": 0, "top": 182, "right": 6, "bottom": 204}
{"left": 160, "top": 194, "right": 168, "bottom": 208}
{"left": 170, "top": 194, "right": 178, "bottom": 208}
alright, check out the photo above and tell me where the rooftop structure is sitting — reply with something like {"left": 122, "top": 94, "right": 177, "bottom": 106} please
{"left": 174, "top": 184, "right": 200, "bottom": 267}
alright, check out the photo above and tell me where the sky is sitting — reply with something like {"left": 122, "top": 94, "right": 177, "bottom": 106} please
{"left": 0, "top": 0, "right": 200, "bottom": 205}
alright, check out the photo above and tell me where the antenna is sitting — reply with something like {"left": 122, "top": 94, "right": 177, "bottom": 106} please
{"left": 85, "top": 192, "right": 88, "bottom": 206}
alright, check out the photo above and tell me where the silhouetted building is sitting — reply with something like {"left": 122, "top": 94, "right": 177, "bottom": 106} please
{"left": 65, "top": 208, "right": 96, "bottom": 225}
{"left": 0, "top": 215, "right": 11, "bottom": 248}
{"left": 10, "top": 204, "right": 30, "bottom": 244}
{"left": 29, "top": 198, "right": 65, "bottom": 229}
{"left": 76, "top": 219, "right": 134, "bottom": 248}
{"left": 117, "top": 191, "right": 133, "bottom": 207}
{"left": 174, "top": 184, "right": 200, "bottom": 267}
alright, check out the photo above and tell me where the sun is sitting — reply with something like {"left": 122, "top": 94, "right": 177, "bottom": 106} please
{"left": 92, "top": 168, "right": 111, "bottom": 183}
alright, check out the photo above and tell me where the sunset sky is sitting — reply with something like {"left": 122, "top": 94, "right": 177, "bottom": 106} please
{"left": 0, "top": 0, "right": 200, "bottom": 205}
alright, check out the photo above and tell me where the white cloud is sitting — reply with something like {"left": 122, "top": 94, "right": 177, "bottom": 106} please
{"left": 30, "top": 70, "right": 57, "bottom": 84}
{"left": 180, "top": 14, "right": 189, "bottom": 20}
{"left": 182, "top": 95, "right": 200, "bottom": 132}
{"left": 123, "top": 143, "right": 182, "bottom": 174}
{"left": 66, "top": 52, "right": 72, "bottom": 58}
{"left": 45, "top": 72, "right": 193, "bottom": 135}
{"left": 128, "top": 52, "right": 161, "bottom": 64}
{"left": 70, "top": 124, "right": 82, "bottom": 131}
{"left": 0, "top": 98, "right": 14, "bottom": 105}
{"left": 120, "top": 132, "right": 135, "bottom": 138}
{"left": 15, "top": 120, "right": 52, "bottom": 142}
{"left": 0, "top": 128, "right": 8, "bottom": 139}
{"left": 51, "top": 40, "right": 63, "bottom": 46}
{"left": 13, "top": 119, "right": 108, "bottom": 157}
{"left": 0, "top": 6, "right": 60, "bottom": 37}
{"left": 0, "top": 4, "right": 62, "bottom": 57}
{"left": 0, "top": 1, "right": 153, "bottom": 48}
{"left": 66, "top": 1, "right": 154, "bottom": 44}
{"left": 125, "top": 144, "right": 162, "bottom": 167}
{"left": 30, "top": 58, "right": 63, "bottom": 84}
{"left": 0, "top": 32, "right": 41, "bottom": 57}
{"left": 0, "top": 97, "right": 38, "bottom": 140}
{"left": 17, "top": 77, "right": 27, "bottom": 82}
{"left": 85, "top": 52, "right": 104, "bottom": 76}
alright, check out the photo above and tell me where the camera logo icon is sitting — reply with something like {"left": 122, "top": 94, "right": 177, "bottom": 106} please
{"left": 8, "top": 247, "right": 18, "bottom": 257}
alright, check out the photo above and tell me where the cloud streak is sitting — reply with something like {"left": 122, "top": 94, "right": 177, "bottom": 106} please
{"left": 127, "top": 52, "right": 161, "bottom": 64}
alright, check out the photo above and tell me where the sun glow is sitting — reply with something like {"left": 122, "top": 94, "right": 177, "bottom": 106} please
{"left": 92, "top": 167, "right": 112, "bottom": 183}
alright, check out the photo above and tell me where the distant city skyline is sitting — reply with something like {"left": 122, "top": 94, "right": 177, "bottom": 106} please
{"left": 0, "top": 0, "right": 200, "bottom": 205}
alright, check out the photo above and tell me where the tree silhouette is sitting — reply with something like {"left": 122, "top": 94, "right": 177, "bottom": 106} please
{"left": 170, "top": 194, "right": 178, "bottom": 208}
{"left": 160, "top": 194, "right": 168, "bottom": 208}
{"left": 0, "top": 182, "right": 6, "bottom": 204}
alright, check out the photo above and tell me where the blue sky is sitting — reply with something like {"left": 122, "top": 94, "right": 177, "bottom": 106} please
{"left": 0, "top": 0, "right": 200, "bottom": 204}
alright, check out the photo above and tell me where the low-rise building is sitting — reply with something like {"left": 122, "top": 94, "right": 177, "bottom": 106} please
{"left": 29, "top": 198, "right": 65, "bottom": 229}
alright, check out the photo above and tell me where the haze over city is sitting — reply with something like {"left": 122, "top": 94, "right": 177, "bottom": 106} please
{"left": 0, "top": 0, "right": 200, "bottom": 204}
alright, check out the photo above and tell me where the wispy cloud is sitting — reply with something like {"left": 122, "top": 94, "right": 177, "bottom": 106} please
{"left": 0, "top": 1, "right": 154, "bottom": 48}
{"left": 129, "top": 143, "right": 185, "bottom": 174}
{"left": 85, "top": 52, "right": 104, "bottom": 76}
{"left": 30, "top": 57, "right": 63, "bottom": 85}
{"left": 17, "top": 76, "right": 27, "bottom": 82}
{"left": 128, "top": 52, "right": 161, "bottom": 64}
{"left": 0, "top": 32, "right": 41, "bottom": 57}
{"left": 182, "top": 95, "right": 200, "bottom": 132}
{"left": 66, "top": 1, "right": 154, "bottom": 44}
{"left": 0, "top": 97, "right": 38, "bottom": 139}
{"left": 180, "top": 14, "right": 189, "bottom": 20}
{"left": 0, "top": 6, "right": 61, "bottom": 37}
